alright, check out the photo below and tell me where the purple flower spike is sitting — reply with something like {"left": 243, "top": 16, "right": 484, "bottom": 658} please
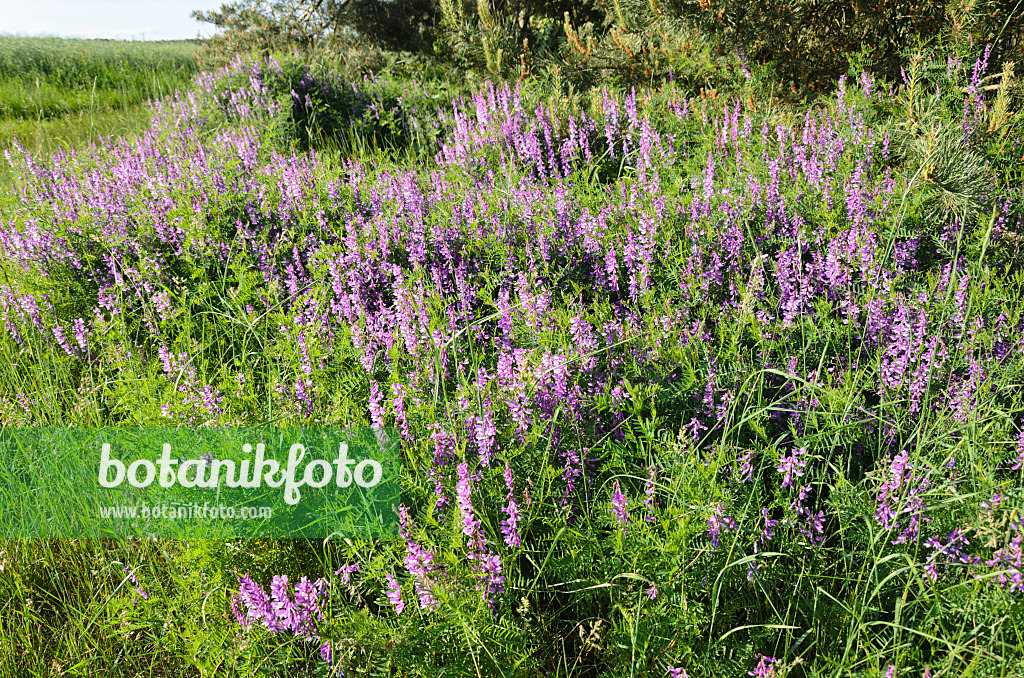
{"left": 707, "top": 505, "right": 738, "bottom": 550}
{"left": 456, "top": 462, "right": 480, "bottom": 538}
{"left": 335, "top": 563, "right": 360, "bottom": 586}
{"left": 1011, "top": 430, "right": 1024, "bottom": 470}
{"left": 777, "top": 447, "right": 807, "bottom": 489}
{"left": 611, "top": 480, "right": 628, "bottom": 529}
{"left": 385, "top": 573, "right": 405, "bottom": 614}
{"left": 643, "top": 464, "right": 657, "bottom": 522}
{"left": 122, "top": 566, "right": 148, "bottom": 600}
{"left": 501, "top": 462, "right": 521, "bottom": 547}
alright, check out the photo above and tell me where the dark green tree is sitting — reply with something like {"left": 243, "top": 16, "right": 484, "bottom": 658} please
{"left": 191, "top": 0, "right": 441, "bottom": 63}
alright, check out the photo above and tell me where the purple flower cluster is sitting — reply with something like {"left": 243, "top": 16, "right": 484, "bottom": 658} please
{"left": 924, "top": 529, "right": 974, "bottom": 581}
{"left": 749, "top": 654, "right": 778, "bottom": 678}
{"left": 875, "top": 450, "right": 931, "bottom": 545}
{"left": 233, "top": 573, "right": 330, "bottom": 660}
{"left": 643, "top": 464, "right": 657, "bottom": 522}
{"left": 981, "top": 518, "right": 1024, "bottom": 593}
{"left": 501, "top": 462, "right": 521, "bottom": 547}
{"left": 455, "top": 463, "right": 505, "bottom": 604}
{"left": 2, "top": 51, "right": 1013, "bottom": 462}
{"left": 708, "top": 504, "right": 738, "bottom": 550}
{"left": 611, "top": 480, "right": 629, "bottom": 530}
{"left": 399, "top": 504, "right": 440, "bottom": 611}
{"left": 384, "top": 573, "right": 404, "bottom": 614}
{"left": 777, "top": 447, "right": 807, "bottom": 489}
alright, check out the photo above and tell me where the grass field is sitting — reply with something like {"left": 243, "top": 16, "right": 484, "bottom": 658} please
{"left": 0, "top": 35, "right": 1023, "bottom": 678}
{"left": 0, "top": 36, "right": 198, "bottom": 161}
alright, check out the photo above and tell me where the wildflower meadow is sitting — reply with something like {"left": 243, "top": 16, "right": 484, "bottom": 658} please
{"left": 0, "top": 26, "right": 1023, "bottom": 678}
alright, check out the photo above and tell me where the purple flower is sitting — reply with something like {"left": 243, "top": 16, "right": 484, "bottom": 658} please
{"left": 875, "top": 450, "right": 931, "bottom": 544}
{"left": 738, "top": 450, "right": 754, "bottom": 483}
{"left": 708, "top": 505, "right": 738, "bottom": 549}
{"left": 924, "top": 529, "right": 972, "bottom": 581}
{"left": 1012, "top": 430, "right": 1024, "bottom": 470}
{"left": 501, "top": 462, "right": 521, "bottom": 547}
{"left": 800, "top": 510, "right": 826, "bottom": 545}
{"left": 292, "top": 576, "right": 324, "bottom": 640}
{"left": 399, "top": 505, "right": 440, "bottom": 611}
{"left": 778, "top": 447, "right": 807, "bottom": 489}
{"left": 230, "top": 594, "right": 247, "bottom": 626}
{"left": 749, "top": 654, "right": 777, "bottom": 678}
{"left": 643, "top": 464, "right": 657, "bottom": 522}
{"left": 391, "top": 383, "right": 412, "bottom": 441}
{"left": 983, "top": 532, "right": 1024, "bottom": 592}
{"left": 981, "top": 493, "right": 1004, "bottom": 514}
{"left": 234, "top": 572, "right": 326, "bottom": 645}
{"left": 456, "top": 462, "right": 481, "bottom": 538}
{"left": 429, "top": 423, "right": 457, "bottom": 467}
{"left": 385, "top": 573, "right": 405, "bottom": 614}
{"left": 471, "top": 401, "right": 497, "bottom": 467}
{"left": 737, "top": 45, "right": 752, "bottom": 79}
{"left": 122, "top": 566, "right": 149, "bottom": 601}
{"left": 270, "top": 575, "right": 299, "bottom": 633}
{"left": 369, "top": 381, "right": 386, "bottom": 430}
{"left": 235, "top": 573, "right": 274, "bottom": 630}
{"left": 759, "top": 507, "right": 779, "bottom": 547}
{"left": 611, "top": 480, "right": 628, "bottom": 528}
{"left": 335, "top": 563, "right": 360, "bottom": 586}
{"left": 467, "top": 547, "right": 506, "bottom": 605}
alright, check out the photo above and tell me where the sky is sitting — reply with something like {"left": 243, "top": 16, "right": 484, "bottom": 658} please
{"left": 0, "top": 0, "right": 227, "bottom": 41}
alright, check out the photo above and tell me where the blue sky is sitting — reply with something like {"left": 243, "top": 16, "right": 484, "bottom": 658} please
{"left": 0, "top": 0, "right": 226, "bottom": 41}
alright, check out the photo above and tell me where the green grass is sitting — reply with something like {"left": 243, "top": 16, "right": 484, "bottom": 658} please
{"left": 0, "top": 36, "right": 199, "bottom": 167}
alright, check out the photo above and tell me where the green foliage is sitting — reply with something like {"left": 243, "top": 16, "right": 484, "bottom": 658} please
{"left": 435, "top": 0, "right": 1024, "bottom": 98}
{"left": 192, "top": 0, "right": 441, "bottom": 67}
{"left": 436, "top": 0, "right": 603, "bottom": 77}
{"left": 608, "top": 0, "right": 952, "bottom": 92}
{"left": 191, "top": 0, "right": 339, "bottom": 62}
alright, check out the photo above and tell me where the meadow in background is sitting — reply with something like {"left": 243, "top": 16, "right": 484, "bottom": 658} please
{"left": 0, "top": 36, "right": 198, "bottom": 171}
{"left": 0, "top": 2, "right": 1023, "bottom": 675}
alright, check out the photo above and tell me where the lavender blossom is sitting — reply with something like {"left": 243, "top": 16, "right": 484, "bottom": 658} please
{"left": 611, "top": 480, "right": 628, "bottom": 529}
{"left": 748, "top": 654, "right": 777, "bottom": 678}
{"left": 708, "top": 505, "right": 738, "bottom": 550}
{"left": 501, "top": 462, "right": 521, "bottom": 547}
{"left": 777, "top": 447, "right": 807, "bottom": 489}
{"left": 385, "top": 573, "right": 405, "bottom": 614}
{"left": 335, "top": 563, "right": 360, "bottom": 586}
{"left": 122, "top": 566, "right": 149, "bottom": 601}
{"left": 456, "top": 462, "right": 481, "bottom": 537}
{"left": 643, "top": 464, "right": 657, "bottom": 522}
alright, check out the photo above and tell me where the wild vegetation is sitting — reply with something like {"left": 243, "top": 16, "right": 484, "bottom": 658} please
{"left": 0, "top": 36, "right": 198, "bottom": 162}
{"left": 1, "top": 1, "right": 1024, "bottom": 676}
